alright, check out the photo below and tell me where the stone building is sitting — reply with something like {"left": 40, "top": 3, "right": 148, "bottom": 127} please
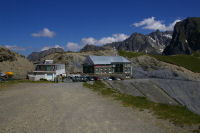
{"left": 83, "top": 56, "right": 131, "bottom": 78}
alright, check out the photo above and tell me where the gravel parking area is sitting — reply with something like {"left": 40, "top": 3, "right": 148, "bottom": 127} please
{"left": 0, "top": 83, "right": 190, "bottom": 133}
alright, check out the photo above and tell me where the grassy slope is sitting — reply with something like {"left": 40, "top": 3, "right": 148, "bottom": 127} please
{"left": 118, "top": 50, "right": 200, "bottom": 73}
{"left": 83, "top": 81, "right": 200, "bottom": 126}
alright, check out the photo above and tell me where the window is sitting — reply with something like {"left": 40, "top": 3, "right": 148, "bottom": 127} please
{"left": 124, "top": 68, "right": 127, "bottom": 72}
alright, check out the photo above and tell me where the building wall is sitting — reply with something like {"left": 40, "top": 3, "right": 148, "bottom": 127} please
{"left": 94, "top": 65, "right": 114, "bottom": 74}
{"left": 83, "top": 63, "right": 131, "bottom": 75}
{"left": 83, "top": 65, "right": 94, "bottom": 73}
{"left": 55, "top": 64, "right": 66, "bottom": 76}
{"left": 123, "top": 63, "right": 131, "bottom": 74}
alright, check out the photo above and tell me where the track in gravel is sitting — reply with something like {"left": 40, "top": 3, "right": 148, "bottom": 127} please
{"left": 0, "top": 83, "right": 189, "bottom": 133}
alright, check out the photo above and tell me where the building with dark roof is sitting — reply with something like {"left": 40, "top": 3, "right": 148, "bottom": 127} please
{"left": 83, "top": 56, "right": 131, "bottom": 77}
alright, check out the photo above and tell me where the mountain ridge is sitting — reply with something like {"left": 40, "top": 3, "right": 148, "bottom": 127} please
{"left": 163, "top": 17, "right": 200, "bottom": 55}
{"left": 27, "top": 48, "right": 64, "bottom": 62}
{"left": 81, "top": 30, "right": 173, "bottom": 54}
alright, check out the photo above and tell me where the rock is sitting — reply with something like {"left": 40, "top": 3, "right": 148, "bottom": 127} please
{"left": 103, "top": 30, "right": 172, "bottom": 54}
{"left": 27, "top": 48, "right": 64, "bottom": 62}
{"left": 163, "top": 17, "right": 200, "bottom": 55}
{"left": 80, "top": 44, "right": 106, "bottom": 52}
{"left": 131, "top": 55, "right": 200, "bottom": 81}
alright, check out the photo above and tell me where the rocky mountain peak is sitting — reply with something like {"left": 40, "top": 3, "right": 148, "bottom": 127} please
{"left": 163, "top": 17, "right": 200, "bottom": 55}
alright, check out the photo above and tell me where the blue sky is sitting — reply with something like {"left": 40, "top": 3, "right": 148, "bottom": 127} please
{"left": 0, "top": 0, "right": 199, "bottom": 56}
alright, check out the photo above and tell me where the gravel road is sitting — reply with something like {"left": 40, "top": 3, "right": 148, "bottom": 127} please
{"left": 0, "top": 83, "right": 190, "bottom": 133}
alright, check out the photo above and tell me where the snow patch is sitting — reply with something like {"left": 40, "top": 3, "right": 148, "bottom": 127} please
{"left": 163, "top": 34, "right": 172, "bottom": 39}
{"left": 159, "top": 48, "right": 164, "bottom": 52}
{"left": 148, "top": 36, "right": 156, "bottom": 43}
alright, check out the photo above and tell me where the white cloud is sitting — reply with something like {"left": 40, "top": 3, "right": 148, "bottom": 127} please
{"left": 82, "top": 37, "right": 97, "bottom": 45}
{"left": 98, "top": 34, "right": 128, "bottom": 45}
{"left": 31, "top": 28, "right": 56, "bottom": 38}
{"left": 66, "top": 42, "right": 81, "bottom": 51}
{"left": 41, "top": 44, "right": 63, "bottom": 51}
{"left": 133, "top": 17, "right": 181, "bottom": 31}
{"left": 65, "top": 33, "right": 129, "bottom": 51}
{"left": 82, "top": 33, "right": 128, "bottom": 46}
{"left": 5, "top": 45, "right": 26, "bottom": 51}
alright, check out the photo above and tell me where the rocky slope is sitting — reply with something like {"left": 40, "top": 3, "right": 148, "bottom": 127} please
{"left": 80, "top": 44, "right": 106, "bottom": 52}
{"left": 0, "top": 46, "right": 34, "bottom": 79}
{"left": 163, "top": 17, "right": 200, "bottom": 55}
{"left": 130, "top": 55, "right": 200, "bottom": 81}
{"left": 81, "top": 30, "right": 172, "bottom": 54}
{"left": 27, "top": 48, "right": 65, "bottom": 62}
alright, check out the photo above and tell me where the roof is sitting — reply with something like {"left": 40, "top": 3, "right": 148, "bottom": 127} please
{"left": 87, "top": 55, "right": 130, "bottom": 65}
{"left": 35, "top": 64, "right": 65, "bottom": 66}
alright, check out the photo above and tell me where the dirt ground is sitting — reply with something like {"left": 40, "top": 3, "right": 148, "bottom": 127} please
{"left": 0, "top": 83, "right": 192, "bottom": 133}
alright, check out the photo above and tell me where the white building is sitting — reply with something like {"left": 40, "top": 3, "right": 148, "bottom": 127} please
{"left": 28, "top": 60, "right": 66, "bottom": 81}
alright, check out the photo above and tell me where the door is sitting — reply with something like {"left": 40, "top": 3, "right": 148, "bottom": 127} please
{"left": 46, "top": 74, "right": 53, "bottom": 81}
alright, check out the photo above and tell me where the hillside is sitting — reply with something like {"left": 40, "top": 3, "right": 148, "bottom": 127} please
{"left": 118, "top": 50, "right": 200, "bottom": 81}
{"left": 27, "top": 48, "right": 65, "bottom": 62}
{"left": 119, "top": 50, "right": 200, "bottom": 73}
{"left": 80, "top": 44, "right": 106, "bottom": 52}
{"left": 163, "top": 17, "right": 200, "bottom": 55}
{"left": 0, "top": 46, "right": 34, "bottom": 79}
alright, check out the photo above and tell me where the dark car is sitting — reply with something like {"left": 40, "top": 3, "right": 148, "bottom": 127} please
{"left": 87, "top": 76, "right": 94, "bottom": 81}
{"left": 110, "top": 76, "right": 121, "bottom": 80}
{"left": 79, "top": 76, "right": 88, "bottom": 82}
{"left": 94, "top": 76, "right": 101, "bottom": 81}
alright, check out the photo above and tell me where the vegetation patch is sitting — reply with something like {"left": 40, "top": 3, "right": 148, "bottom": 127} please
{"left": 151, "top": 54, "right": 200, "bottom": 73}
{"left": 118, "top": 50, "right": 200, "bottom": 73}
{"left": 118, "top": 50, "right": 146, "bottom": 58}
{"left": 83, "top": 81, "right": 200, "bottom": 126}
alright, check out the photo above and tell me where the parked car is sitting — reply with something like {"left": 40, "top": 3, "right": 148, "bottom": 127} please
{"left": 120, "top": 77, "right": 124, "bottom": 80}
{"left": 72, "top": 76, "right": 88, "bottom": 82}
{"left": 110, "top": 76, "right": 116, "bottom": 80}
{"left": 94, "top": 76, "right": 101, "bottom": 81}
{"left": 103, "top": 77, "right": 112, "bottom": 80}
{"left": 110, "top": 76, "right": 121, "bottom": 80}
{"left": 115, "top": 77, "right": 121, "bottom": 80}
{"left": 79, "top": 76, "right": 88, "bottom": 82}
{"left": 87, "top": 76, "right": 94, "bottom": 81}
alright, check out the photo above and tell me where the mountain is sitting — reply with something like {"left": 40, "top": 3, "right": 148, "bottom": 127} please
{"left": 80, "top": 30, "right": 172, "bottom": 54}
{"left": 0, "top": 46, "right": 34, "bottom": 79}
{"left": 163, "top": 17, "right": 200, "bottom": 55}
{"left": 80, "top": 44, "right": 106, "bottom": 52}
{"left": 27, "top": 48, "right": 64, "bottom": 61}
{"left": 104, "top": 30, "right": 172, "bottom": 54}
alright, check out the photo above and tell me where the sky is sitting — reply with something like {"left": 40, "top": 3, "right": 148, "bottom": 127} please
{"left": 0, "top": 0, "right": 199, "bottom": 56}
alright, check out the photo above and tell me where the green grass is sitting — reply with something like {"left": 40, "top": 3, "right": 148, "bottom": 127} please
{"left": 118, "top": 50, "right": 200, "bottom": 73}
{"left": 118, "top": 50, "right": 146, "bottom": 58}
{"left": 83, "top": 81, "right": 200, "bottom": 125}
{"left": 151, "top": 54, "right": 200, "bottom": 73}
